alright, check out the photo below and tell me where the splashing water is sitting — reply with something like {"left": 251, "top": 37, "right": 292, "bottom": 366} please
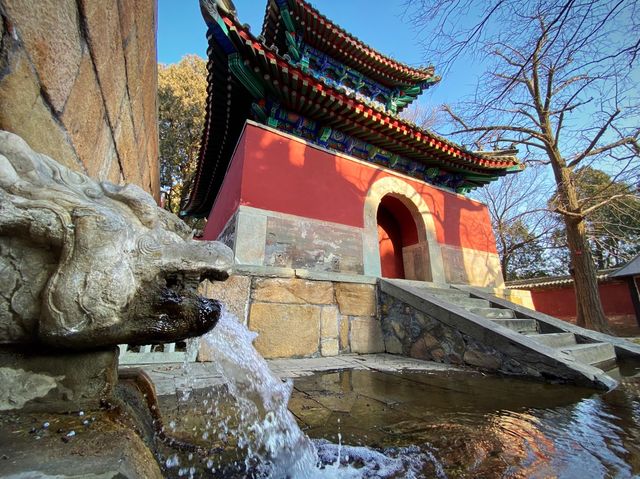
{"left": 193, "top": 308, "right": 441, "bottom": 478}
{"left": 202, "top": 308, "right": 317, "bottom": 477}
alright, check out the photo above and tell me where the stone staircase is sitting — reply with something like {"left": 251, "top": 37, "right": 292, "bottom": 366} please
{"left": 414, "top": 283, "right": 616, "bottom": 370}
{"left": 379, "top": 279, "right": 640, "bottom": 389}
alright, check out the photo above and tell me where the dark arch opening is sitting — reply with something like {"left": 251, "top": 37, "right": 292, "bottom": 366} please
{"left": 377, "top": 195, "right": 419, "bottom": 279}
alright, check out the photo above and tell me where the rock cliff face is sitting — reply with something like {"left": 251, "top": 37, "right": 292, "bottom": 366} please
{"left": 0, "top": 0, "right": 160, "bottom": 200}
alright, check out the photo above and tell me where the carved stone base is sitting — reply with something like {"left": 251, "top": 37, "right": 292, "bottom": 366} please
{"left": 0, "top": 410, "right": 163, "bottom": 479}
{"left": 0, "top": 347, "right": 118, "bottom": 413}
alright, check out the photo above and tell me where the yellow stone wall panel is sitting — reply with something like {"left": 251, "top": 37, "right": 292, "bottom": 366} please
{"left": 252, "top": 278, "right": 334, "bottom": 304}
{"left": 335, "top": 283, "right": 376, "bottom": 316}
{"left": 249, "top": 303, "right": 321, "bottom": 358}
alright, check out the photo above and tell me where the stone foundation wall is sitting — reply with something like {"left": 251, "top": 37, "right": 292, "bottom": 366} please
{"left": 198, "top": 273, "right": 384, "bottom": 360}
{"left": 0, "top": 0, "right": 160, "bottom": 200}
{"left": 380, "top": 291, "right": 520, "bottom": 372}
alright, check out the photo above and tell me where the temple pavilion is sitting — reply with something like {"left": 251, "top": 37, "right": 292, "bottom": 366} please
{"left": 182, "top": 0, "right": 522, "bottom": 287}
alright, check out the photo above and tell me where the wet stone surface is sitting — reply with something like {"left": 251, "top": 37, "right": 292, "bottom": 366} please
{"left": 0, "top": 410, "right": 163, "bottom": 478}
{"left": 155, "top": 362, "right": 640, "bottom": 478}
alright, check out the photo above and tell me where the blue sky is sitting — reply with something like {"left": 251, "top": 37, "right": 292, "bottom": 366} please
{"left": 157, "top": 0, "right": 482, "bottom": 108}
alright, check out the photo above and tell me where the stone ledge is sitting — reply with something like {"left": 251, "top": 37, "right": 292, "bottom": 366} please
{"left": 235, "top": 264, "right": 296, "bottom": 278}
{"left": 295, "top": 269, "right": 377, "bottom": 284}
{"left": 234, "top": 264, "right": 378, "bottom": 284}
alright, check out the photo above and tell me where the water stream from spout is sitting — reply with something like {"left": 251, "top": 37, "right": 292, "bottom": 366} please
{"left": 198, "top": 308, "right": 440, "bottom": 478}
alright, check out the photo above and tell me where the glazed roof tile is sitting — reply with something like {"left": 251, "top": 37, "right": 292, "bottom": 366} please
{"left": 261, "top": 0, "right": 437, "bottom": 87}
{"left": 506, "top": 270, "right": 616, "bottom": 289}
{"left": 183, "top": 0, "right": 522, "bottom": 217}
{"left": 224, "top": 13, "right": 520, "bottom": 172}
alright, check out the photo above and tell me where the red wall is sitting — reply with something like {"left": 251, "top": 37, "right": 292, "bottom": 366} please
{"left": 530, "top": 281, "right": 639, "bottom": 336}
{"left": 205, "top": 123, "right": 497, "bottom": 255}
{"left": 202, "top": 138, "right": 246, "bottom": 240}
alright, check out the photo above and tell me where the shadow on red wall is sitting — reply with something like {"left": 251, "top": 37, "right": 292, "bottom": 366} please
{"left": 205, "top": 123, "right": 499, "bottom": 261}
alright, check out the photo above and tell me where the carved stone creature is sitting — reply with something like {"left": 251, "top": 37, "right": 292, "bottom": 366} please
{"left": 0, "top": 130, "right": 233, "bottom": 349}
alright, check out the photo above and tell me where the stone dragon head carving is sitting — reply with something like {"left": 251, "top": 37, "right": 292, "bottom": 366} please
{"left": 0, "top": 131, "right": 233, "bottom": 349}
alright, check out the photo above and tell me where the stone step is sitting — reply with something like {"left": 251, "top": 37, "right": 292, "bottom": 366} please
{"left": 492, "top": 318, "right": 538, "bottom": 334}
{"left": 436, "top": 295, "right": 491, "bottom": 309}
{"left": 418, "top": 287, "right": 470, "bottom": 297}
{"left": 467, "top": 307, "right": 516, "bottom": 319}
{"left": 559, "top": 342, "right": 617, "bottom": 369}
{"left": 386, "top": 279, "right": 452, "bottom": 290}
{"left": 530, "top": 332, "right": 577, "bottom": 348}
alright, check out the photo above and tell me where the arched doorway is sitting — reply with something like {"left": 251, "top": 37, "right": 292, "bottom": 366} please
{"left": 377, "top": 195, "right": 419, "bottom": 279}
{"left": 363, "top": 177, "right": 446, "bottom": 283}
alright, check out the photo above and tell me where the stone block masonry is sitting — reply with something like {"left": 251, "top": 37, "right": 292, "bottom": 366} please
{"left": 0, "top": 0, "right": 160, "bottom": 200}
{"left": 199, "top": 273, "right": 384, "bottom": 360}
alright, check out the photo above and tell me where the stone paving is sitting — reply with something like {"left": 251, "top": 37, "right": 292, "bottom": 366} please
{"left": 134, "top": 354, "right": 464, "bottom": 396}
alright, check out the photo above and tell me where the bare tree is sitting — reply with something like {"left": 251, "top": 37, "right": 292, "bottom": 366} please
{"left": 400, "top": 103, "right": 445, "bottom": 130}
{"left": 472, "top": 166, "right": 556, "bottom": 281}
{"left": 407, "top": 0, "right": 640, "bottom": 332}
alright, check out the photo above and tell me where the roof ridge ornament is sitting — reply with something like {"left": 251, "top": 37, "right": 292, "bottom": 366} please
{"left": 200, "top": 0, "right": 237, "bottom": 26}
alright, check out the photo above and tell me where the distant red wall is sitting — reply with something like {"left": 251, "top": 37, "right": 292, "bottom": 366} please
{"left": 205, "top": 123, "right": 497, "bottom": 255}
{"left": 530, "top": 281, "right": 639, "bottom": 336}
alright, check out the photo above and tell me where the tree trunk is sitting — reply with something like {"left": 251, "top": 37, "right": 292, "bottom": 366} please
{"left": 564, "top": 216, "right": 611, "bottom": 332}
{"left": 501, "top": 253, "right": 510, "bottom": 282}
{"left": 553, "top": 165, "right": 612, "bottom": 333}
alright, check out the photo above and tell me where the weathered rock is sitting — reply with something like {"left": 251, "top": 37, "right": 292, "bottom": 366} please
{"left": 339, "top": 317, "right": 350, "bottom": 352}
{"left": 107, "top": 150, "right": 125, "bottom": 184}
{"left": 253, "top": 278, "right": 334, "bottom": 304}
{"left": 114, "top": 103, "right": 142, "bottom": 185}
{"left": 61, "top": 51, "right": 116, "bottom": 179}
{"left": 118, "top": 0, "right": 142, "bottom": 109}
{"left": 409, "top": 337, "right": 430, "bottom": 360}
{"left": 0, "top": 368, "right": 60, "bottom": 411}
{"left": 384, "top": 334, "right": 404, "bottom": 354}
{"left": 0, "top": 48, "right": 81, "bottom": 172}
{"left": 0, "top": 411, "right": 163, "bottom": 478}
{"left": 249, "top": 303, "right": 321, "bottom": 358}
{"left": 463, "top": 348, "right": 502, "bottom": 370}
{"left": 335, "top": 283, "right": 376, "bottom": 316}
{"left": 321, "top": 338, "right": 339, "bottom": 357}
{"left": 390, "top": 320, "right": 405, "bottom": 340}
{"left": 79, "top": 0, "right": 127, "bottom": 128}
{"left": 0, "top": 0, "right": 160, "bottom": 200}
{"left": 431, "top": 348, "right": 447, "bottom": 362}
{"left": 321, "top": 306, "right": 339, "bottom": 338}
{"left": 0, "top": 131, "right": 233, "bottom": 349}
{"left": 0, "top": 348, "right": 117, "bottom": 412}
{"left": 423, "top": 332, "right": 441, "bottom": 350}
{"left": 2, "top": 0, "right": 82, "bottom": 112}
{"left": 350, "top": 317, "right": 385, "bottom": 354}
{"left": 141, "top": 53, "right": 158, "bottom": 152}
